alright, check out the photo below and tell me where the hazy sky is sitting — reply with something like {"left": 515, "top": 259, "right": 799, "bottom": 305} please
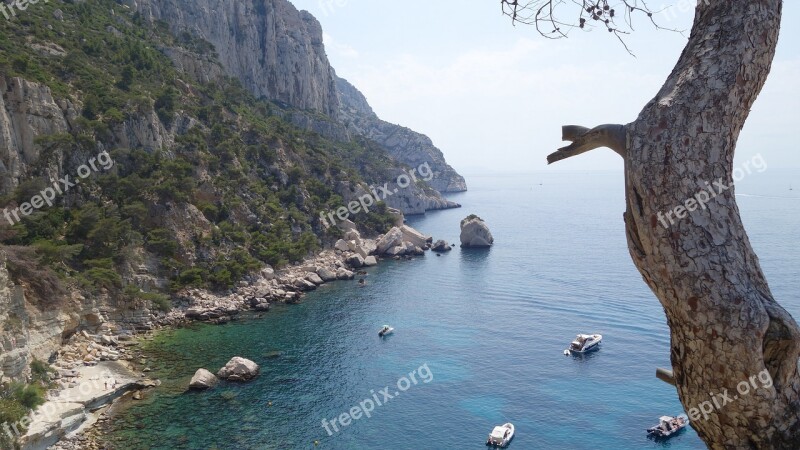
{"left": 292, "top": 0, "right": 800, "bottom": 175}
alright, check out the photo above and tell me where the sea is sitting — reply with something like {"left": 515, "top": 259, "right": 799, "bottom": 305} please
{"left": 100, "top": 170, "right": 800, "bottom": 450}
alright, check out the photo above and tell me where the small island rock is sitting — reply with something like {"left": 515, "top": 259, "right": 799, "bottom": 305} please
{"left": 460, "top": 215, "right": 494, "bottom": 248}
{"left": 431, "top": 240, "right": 452, "bottom": 252}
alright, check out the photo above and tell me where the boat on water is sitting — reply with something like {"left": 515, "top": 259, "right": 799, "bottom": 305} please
{"left": 486, "top": 423, "right": 514, "bottom": 447}
{"left": 647, "top": 414, "right": 689, "bottom": 439}
{"left": 378, "top": 325, "right": 394, "bottom": 337}
{"left": 564, "top": 334, "right": 602, "bottom": 355}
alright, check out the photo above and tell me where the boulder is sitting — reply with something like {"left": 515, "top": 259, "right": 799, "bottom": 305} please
{"left": 363, "top": 256, "right": 378, "bottom": 267}
{"left": 217, "top": 357, "right": 260, "bottom": 382}
{"left": 305, "top": 272, "right": 325, "bottom": 285}
{"left": 189, "top": 368, "right": 218, "bottom": 390}
{"left": 460, "top": 215, "right": 494, "bottom": 247}
{"left": 334, "top": 239, "right": 349, "bottom": 252}
{"left": 431, "top": 240, "right": 452, "bottom": 252}
{"left": 400, "top": 225, "right": 431, "bottom": 248}
{"left": 346, "top": 254, "right": 365, "bottom": 268}
{"left": 336, "top": 268, "right": 355, "bottom": 280}
{"left": 317, "top": 267, "right": 338, "bottom": 282}
{"left": 260, "top": 267, "right": 275, "bottom": 280}
{"left": 361, "top": 239, "right": 378, "bottom": 255}
{"left": 343, "top": 230, "right": 361, "bottom": 242}
{"left": 385, "top": 245, "right": 405, "bottom": 257}
{"left": 249, "top": 297, "right": 270, "bottom": 311}
{"left": 295, "top": 279, "right": 317, "bottom": 291}
{"left": 410, "top": 245, "right": 425, "bottom": 256}
{"left": 355, "top": 245, "right": 370, "bottom": 259}
{"left": 376, "top": 227, "right": 403, "bottom": 254}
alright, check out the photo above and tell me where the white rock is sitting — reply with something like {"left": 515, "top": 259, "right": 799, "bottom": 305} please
{"left": 317, "top": 267, "right": 337, "bottom": 282}
{"left": 189, "top": 368, "right": 218, "bottom": 390}
{"left": 376, "top": 227, "right": 403, "bottom": 254}
{"left": 346, "top": 254, "right": 365, "bottom": 268}
{"left": 334, "top": 239, "right": 349, "bottom": 252}
{"left": 336, "top": 268, "right": 355, "bottom": 280}
{"left": 305, "top": 272, "right": 324, "bottom": 285}
{"left": 217, "top": 357, "right": 259, "bottom": 382}
{"left": 364, "top": 256, "right": 378, "bottom": 266}
{"left": 460, "top": 215, "right": 494, "bottom": 247}
{"left": 400, "top": 225, "right": 430, "bottom": 248}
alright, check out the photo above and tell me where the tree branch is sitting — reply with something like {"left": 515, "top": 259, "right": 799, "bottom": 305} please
{"left": 547, "top": 124, "right": 627, "bottom": 164}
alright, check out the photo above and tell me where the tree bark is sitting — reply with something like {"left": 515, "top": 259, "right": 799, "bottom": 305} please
{"left": 550, "top": 1, "right": 800, "bottom": 448}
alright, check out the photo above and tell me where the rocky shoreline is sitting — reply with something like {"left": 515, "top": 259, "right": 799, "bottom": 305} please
{"left": 19, "top": 222, "right": 448, "bottom": 449}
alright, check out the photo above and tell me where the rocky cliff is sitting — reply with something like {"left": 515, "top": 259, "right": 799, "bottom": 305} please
{"left": 336, "top": 76, "right": 467, "bottom": 193}
{"left": 0, "top": 76, "right": 78, "bottom": 194}
{"left": 128, "top": 0, "right": 466, "bottom": 195}
{"left": 128, "top": 0, "right": 340, "bottom": 117}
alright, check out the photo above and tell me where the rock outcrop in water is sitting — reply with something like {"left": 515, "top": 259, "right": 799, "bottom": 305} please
{"left": 189, "top": 368, "right": 218, "bottom": 390}
{"left": 460, "top": 215, "right": 494, "bottom": 248}
{"left": 217, "top": 357, "right": 260, "bottom": 382}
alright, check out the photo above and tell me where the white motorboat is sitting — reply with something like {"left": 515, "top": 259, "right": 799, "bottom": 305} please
{"left": 564, "top": 334, "right": 602, "bottom": 355}
{"left": 486, "top": 423, "right": 514, "bottom": 447}
{"left": 647, "top": 414, "right": 689, "bottom": 439}
{"left": 378, "top": 325, "right": 394, "bottom": 337}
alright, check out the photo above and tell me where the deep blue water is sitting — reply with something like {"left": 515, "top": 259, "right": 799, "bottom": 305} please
{"left": 103, "top": 170, "right": 800, "bottom": 450}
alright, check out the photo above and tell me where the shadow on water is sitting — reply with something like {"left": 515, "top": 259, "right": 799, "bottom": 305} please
{"left": 459, "top": 246, "right": 492, "bottom": 264}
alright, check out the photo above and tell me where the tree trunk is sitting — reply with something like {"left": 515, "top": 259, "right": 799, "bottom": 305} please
{"left": 549, "top": 1, "right": 800, "bottom": 448}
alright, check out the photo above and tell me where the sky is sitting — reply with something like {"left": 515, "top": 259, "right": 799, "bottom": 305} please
{"left": 292, "top": 0, "right": 800, "bottom": 175}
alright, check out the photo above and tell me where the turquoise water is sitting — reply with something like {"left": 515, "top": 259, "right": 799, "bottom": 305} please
{"left": 103, "top": 171, "right": 800, "bottom": 449}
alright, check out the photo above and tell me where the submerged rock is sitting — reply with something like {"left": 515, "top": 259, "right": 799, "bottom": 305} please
{"left": 189, "top": 368, "right": 219, "bottom": 390}
{"left": 460, "top": 215, "right": 494, "bottom": 247}
{"left": 217, "top": 357, "right": 260, "bottom": 382}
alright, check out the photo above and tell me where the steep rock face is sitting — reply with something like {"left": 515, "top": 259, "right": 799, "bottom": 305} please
{"left": 336, "top": 76, "right": 467, "bottom": 193}
{"left": 0, "top": 251, "right": 70, "bottom": 383}
{"left": 0, "top": 76, "right": 78, "bottom": 195}
{"left": 126, "top": 0, "right": 466, "bottom": 196}
{"left": 129, "top": 0, "right": 339, "bottom": 117}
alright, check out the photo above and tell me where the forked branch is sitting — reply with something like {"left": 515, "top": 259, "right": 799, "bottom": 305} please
{"left": 547, "top": 124, "right": 627, "bottom": 164}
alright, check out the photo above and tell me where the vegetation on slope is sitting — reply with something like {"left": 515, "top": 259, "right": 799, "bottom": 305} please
{"left": 0, "top": 0, "right": 398, "bottom": 306}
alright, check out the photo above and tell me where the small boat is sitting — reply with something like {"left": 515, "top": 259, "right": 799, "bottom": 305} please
{"left": 486, "top": 423, "right": 514, "bottom": 447}
{"left": 378, "top": 325, "right": 394, "bottom": 337}
{"left": 647, "top": 414, "right": 689, "bottom": 439}
{"left": 564, "top": 334, "right": 602, "bottom": 355}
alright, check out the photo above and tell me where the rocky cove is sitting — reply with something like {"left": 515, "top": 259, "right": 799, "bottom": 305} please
{"left": 10, "top": 214, "right": 490, "bottom": 449}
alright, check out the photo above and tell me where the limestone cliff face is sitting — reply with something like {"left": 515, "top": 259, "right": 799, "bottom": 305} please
{"left": 0, "top": 76, "right": 78, "bottom": 195}
{"left": 336, "top": 76, "right": 467, "bottom": 193}
{"left": 0, "top": 251, "right": 68, "bottom": 383}
{"left": 125, "top": 0, "right": 466, "bottom": 195}
{"left": 128, "top": 0, "right": 340, "bottom": 117}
